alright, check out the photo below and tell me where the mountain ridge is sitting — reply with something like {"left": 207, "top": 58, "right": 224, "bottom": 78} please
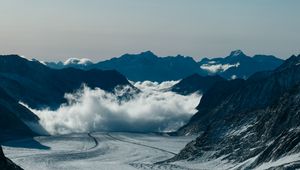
{"left": 45, "top": 50, "right": 284, "bottom": 82}
{"left": 171, "top": 74, "right": 225, "bottom": 95}
{"left": 167, "top": 54, "right": 300, "bottom": 169}
{"left": 0, "top": 54, "right": 133, "bottom": 142}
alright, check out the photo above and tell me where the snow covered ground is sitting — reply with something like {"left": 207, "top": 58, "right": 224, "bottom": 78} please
{"left": 2, "top": 132, "right": 196, "bottom": 170}
{"left": 3, "top": 132, "right": 300, "bottom": 170}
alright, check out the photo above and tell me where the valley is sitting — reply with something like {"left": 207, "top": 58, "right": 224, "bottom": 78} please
{"left": 1, "top": 1, "right": 299, "bottom": 169}
{"left": 3, "top": 132, "right": 196, "bottom": 170}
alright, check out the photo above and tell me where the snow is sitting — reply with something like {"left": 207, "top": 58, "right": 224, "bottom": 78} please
{"left": 174, "top": 153, "right": 236, "bottom": 170}
{"left": 38, "top": 60, "right": 47, "bottom": 65}
{"left": 3, "top": 132, "right": 300, "bottom": 169}
{"left": 254, "top": 153, "right": 300, "bottom": 170}
{"left": 231, "top": 75, "right": 237, "bottom": 80}
{"left": 226, "top": 124, "right": 253, "bottom": 137}
{"left": 19, "top": 55, "right": 33, "bottom": 61}
{"left": 3, "top": 132, "right": 196, "bottom": 170}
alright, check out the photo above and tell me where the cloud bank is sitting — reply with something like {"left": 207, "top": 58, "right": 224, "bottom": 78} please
{"left": 23, "top": 81, "right": 201, "bottom": 135}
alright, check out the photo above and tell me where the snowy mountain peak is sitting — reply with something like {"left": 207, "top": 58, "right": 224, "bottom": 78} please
{"left": 63, "top": 58, "right": 93, "bottom": 66}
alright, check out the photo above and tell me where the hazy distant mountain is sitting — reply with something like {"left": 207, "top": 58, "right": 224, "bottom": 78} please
{"left": 45, "top": 58, "right": 93, "bottom": 70}
{"left": 168, "top": 54, "right": 300, "bottom": 169}
{"left": 0, "top": 54, "right": 133, "bottom": 141}
{"left": 92, "top": 51, "right": 205, "bottom": 82}
{"left": 171, "top": 74, "right": 225, "bottom": 95}
{"left": 46, "top": 50, "right": 284, "bottom": 82}
{"left": 199, "top": 50, "right": 284, "bottom": 79}
{"left": 46, "top": 51, "right": 205, "bottom": 82}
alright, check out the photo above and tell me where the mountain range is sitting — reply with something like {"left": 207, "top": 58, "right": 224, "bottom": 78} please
{"left": 199, "top": 50, "right": 284, "bottom": 79}
{"left": 0, "top": 55, "right": 133, "bottom": 142}
{"left": 0, "top": 52, "right": 286, "bottom": 143}
{"left": 0, "top": 51, "right": 298, "bottom": 169}
{"left": 166, "top": 54, "right": 300, "bottom": 169}
{"left": 45, "top": 50, "right": 284, "bottom": 82}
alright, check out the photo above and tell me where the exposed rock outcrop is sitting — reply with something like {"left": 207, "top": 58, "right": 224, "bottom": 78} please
{"left": 0, "top": 146, "right": 23, "bottom": 170}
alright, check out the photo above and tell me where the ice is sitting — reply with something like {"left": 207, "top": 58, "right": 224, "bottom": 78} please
{"left": 4, "top": 132, "right": 298, "bottom": 169}
{"left": 3, "top": 132, "right": 196, "bottom": 170}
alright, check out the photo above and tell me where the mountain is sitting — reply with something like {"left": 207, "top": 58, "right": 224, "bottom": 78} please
{"left": 199, "top": 50, "right": 284, "bottom": 79}
{"left": 45, "top": 58, "right": 93, "bottom": 70}
{"left": 46, "top": 50, "right": 283, "bottom": 82}
{"left": 0, "top": 55, "right": 132, "bottom": 109}
{"left": 46, "top": 51, "right": 205, "bottom": 82}
{"left": 167, "top": 54, "right": 300, "bottom": 169}
{"left": 0, "top": 54, "right": 133, "bottom": 142}
{"left": 0, "top": 86, "right": 39, "bottom": 142}
{"left": 171, "top": 74, "right": 225, "bottom": 95}
{"left": 92, "top": 51, "right": 205, "bottom": 82}
{"left": 0, "top": 146, "right": 23, "bottom": 170}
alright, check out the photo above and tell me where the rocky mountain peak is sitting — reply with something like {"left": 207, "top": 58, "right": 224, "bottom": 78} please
{"left": 228, "top": 49, "right": 246, "bottom": 57}
{"left": 139, "top": 51, "right": 157, "bottom": 58}
{"left": 275, "top": 54, "right": 300, "bottom": 71}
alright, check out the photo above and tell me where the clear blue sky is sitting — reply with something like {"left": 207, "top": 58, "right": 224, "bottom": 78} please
{"left": 0, "top": 0, "right": 299, "bottom": 61}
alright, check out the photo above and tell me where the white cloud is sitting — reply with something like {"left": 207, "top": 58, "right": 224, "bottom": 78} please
{"left": 200, "top": 62, "right": 240, "bottom": 73}
{"left": 133, "top": 80, "right": 179, "bottom": 91}
{"left": 21, "top": 81, "right": 201, "bottom": 135}
{"left": 64, "top": 58, "right": 93, "bottom": 65}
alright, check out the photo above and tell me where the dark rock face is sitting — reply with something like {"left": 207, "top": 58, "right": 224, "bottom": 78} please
{"left": 46, "top": 51, "right": 205, "bottom": 82}
{"left": 199, "top": 50, "right": 284, "bottom": 79}
{"left": 171, "top": 55, "right": 300, "bottom": 168}
{"left": 176, "top": 78, "right": 246, "bottom": 135}
{"left": 0, "top": 86, "right": 39, "bottom": 142}
{"left": 171, "top": 74, "right": 225, "bottom": 95}
{"left": 0, "top": 146, "right": 23, "bottom": 170}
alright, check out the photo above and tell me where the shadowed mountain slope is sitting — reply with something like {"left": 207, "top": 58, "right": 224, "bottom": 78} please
{"left": 169, "top": 54, "right": 300, "bottom": 169}
{"left": 171, "top": 74, "right": 225, "bottom": 95}
{"left": 0, "top": 55, "right": 133, "bottom": 142}
{"left": 0, "top": 146, "right": 23, "bottom": 170}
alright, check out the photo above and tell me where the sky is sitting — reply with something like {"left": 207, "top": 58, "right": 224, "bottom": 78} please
{"left": 0, "top": 0, "right": 299, "bottom": 61}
